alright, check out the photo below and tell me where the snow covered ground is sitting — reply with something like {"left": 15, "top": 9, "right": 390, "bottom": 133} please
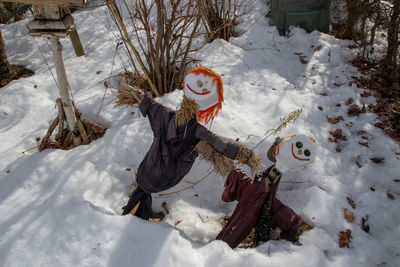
{"left": 1, "top": 1, "right": 399, "bottom": 266}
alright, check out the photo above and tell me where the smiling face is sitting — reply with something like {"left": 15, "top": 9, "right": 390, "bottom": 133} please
{"left": 183, "top": 72, "right": 219, "bottom": 111}
{"left": 274, "top": 134, "right": 316, "bottom": 173}
{"left": 182, "top": 66, "right": 223, "bottom": 124}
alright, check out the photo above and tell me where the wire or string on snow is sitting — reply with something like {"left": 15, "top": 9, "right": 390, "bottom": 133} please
{"left": 95, "top": 42, "right": 120, "bottom": 123}
{"left": 250, "top": 108, "right": 302, "bottom": 150}
{"left": 158, "top": 169, "right": 214, "bottom": 196}
{"left": 33, "top": 38, "right": 60, "bottom": 90}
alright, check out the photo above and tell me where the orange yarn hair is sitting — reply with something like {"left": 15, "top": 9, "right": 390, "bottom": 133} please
{"left": 182, "top": 66, "right": 224, "bottom": 124}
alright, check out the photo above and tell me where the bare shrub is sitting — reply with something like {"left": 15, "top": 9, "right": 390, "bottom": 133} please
{"left": 198, "top": 0, "right": 251, "bottom": 42}
{"left": 108, "top": 0, "right": 203, "bottom": 95}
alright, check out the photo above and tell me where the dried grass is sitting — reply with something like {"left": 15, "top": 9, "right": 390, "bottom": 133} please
{"left": 195, "top": 140, "right": 235, "bottom": 177}
{"left": 175, "top": 97, "right": 198, "bottom": 127}
{"left": 113, "top": 82, "right": 144, "bottom": 107}
{"left": 236, "top": 146, "right": 263, "bottom": 174}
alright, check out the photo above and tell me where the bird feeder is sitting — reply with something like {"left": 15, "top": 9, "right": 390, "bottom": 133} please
{"left": 0, "top": 0, "right": 107, "bottom": 150}
{"left": 270, "top": 0, "right": 330, "bottom": 36}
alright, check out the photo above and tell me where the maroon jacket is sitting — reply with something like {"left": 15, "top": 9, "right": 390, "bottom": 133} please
{"left": 216, "top": 167, "right": 303, "bottom": 248}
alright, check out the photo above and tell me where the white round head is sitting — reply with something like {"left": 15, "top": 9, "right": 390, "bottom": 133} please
{"left": 182, "top": 66, "right": 224, "bottom": 124}
{"left": 184, "top": 72, "right": 219, "bottom": 111}
{"left": 274, "top": 134, "right": 316, "bottom": 173}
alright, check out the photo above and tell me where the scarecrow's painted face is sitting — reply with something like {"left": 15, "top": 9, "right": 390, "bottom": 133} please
{"left": 183, "top": 72, "right": 219, "bottom": 111}
{"left": 274, "top": 134, "right": 316, "bottom": 173}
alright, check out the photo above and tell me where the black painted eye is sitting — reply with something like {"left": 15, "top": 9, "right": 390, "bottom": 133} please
{"left": 296, "top": 142, "right": 303, "bottom": 148}
{"left": 304, "top": 149, "right": 311, "bottom": 157}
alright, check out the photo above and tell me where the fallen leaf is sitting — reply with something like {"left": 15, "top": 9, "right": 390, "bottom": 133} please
{"left": 194, "top": 194, "right": 198, "bottom": 197}
{"left": 387, "top": 192, "right": 395, "bottom": 200}
{"left": 348, "top": 104, "right": 367, "bottom": 117}
{"left": 314, "top": 45, "right": 323, "bottom": 52}
{"left": 358, "top": 141, "right": 369, "bottom": 147}
{"left": 329, "top": 129, "right": 347, "bottom": 143}
{"left": 36, "top": 137, "right": 41, "bottom": 142}
{"left": 355, "top": 161, "right": 362, "bottom": 168}
{"left": 345, "top": 98, "right": 354, "bottom": 105}
{"left": 370, "top": 187, "right": 375, "bottom": 191}
{"left": 174, "top": 220, "right": 182, "bottom": 226}
{"left": 96, "top": 70, "right": 102, "bottom": 74}
{"left": 318, "top": 106, "right": 324, "bottom": 111}
{"left": 300, "top": 57, "right": 308, "bottom": 64}
{"left": 338, "top": 229, "right": 352, "bottom": 248}
{"left": 126, "top": 168, "right": 132, "bottom": 171}
{"left": 361, "top": 215, "right": 370, "bottom": 233}
{"left": 347, "top": 197, "right": 356, "bottom": 209}
{"left": 327, "top": 116, "right": 344, "bottom": 124}
{"left": 344, "top": 208, "right": 355, "bottom": 223}
{"left": 360, "top": 91, "right": 372, "bottom": 97}
{"left": 393, "top": 179, "right": 400, "bottom": 183}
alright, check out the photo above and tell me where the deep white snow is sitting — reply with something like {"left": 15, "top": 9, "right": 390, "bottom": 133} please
{"left": 1, "top": 1, "right": 399, "bottom": 267}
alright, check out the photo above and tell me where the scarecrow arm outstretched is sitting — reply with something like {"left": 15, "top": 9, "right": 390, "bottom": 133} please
{"left": 195, "top": 124, "right": 240, "bottom": 160}
{"left": 195, "top": 126, "right": 263, "bottom": 175}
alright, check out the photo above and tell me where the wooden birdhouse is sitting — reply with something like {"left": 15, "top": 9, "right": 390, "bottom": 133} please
{"left": 0, "top": 0, "right": 88, "bottom": 37}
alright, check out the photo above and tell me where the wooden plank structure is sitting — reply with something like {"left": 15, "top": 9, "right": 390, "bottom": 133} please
{"left": 0, "top": 0, "right": 107, "bottom": 150}
{"left": 0, "top": 0, "right": 87, "bottom": 7}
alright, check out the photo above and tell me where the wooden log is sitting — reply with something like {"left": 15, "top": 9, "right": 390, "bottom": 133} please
{"left": 0, "top": 0, "right": 87, "bottom": 7}
{"left": 49, "top": 36, "right": 80, "bottom": 147}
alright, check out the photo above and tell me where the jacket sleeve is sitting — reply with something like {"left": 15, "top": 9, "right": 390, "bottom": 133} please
{"left": 195, "top": 124, "right": 241, "bottom": 160}
{"left": 221, "top": 168, "right": 252, "bottom": 202}
{"left": 139, "top": 93, "right": 170, "bottom": 135}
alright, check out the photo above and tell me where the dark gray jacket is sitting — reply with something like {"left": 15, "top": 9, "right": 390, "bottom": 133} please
{"left": 136, "top": 93, "right": 241, "bottom": 193}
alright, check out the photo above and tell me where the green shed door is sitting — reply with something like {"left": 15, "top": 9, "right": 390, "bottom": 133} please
{"left": 284, "top": 11, "right": 321, "bottom": 35}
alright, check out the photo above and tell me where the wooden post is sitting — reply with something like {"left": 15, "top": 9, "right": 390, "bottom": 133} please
{"left": 69, "top": 27, "right": 85, "bottom": 57}
{"left": 49, "top": 36, "right": 80, "bottom": 147}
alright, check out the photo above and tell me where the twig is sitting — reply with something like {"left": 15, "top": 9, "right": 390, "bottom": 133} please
{"left": 107, "top": 0, "right": 159, "bottom": 97}
{"left": 162, "top": 202, "right": 169, "bottom": 214}
{"left": 197, "top": 212, "right": 206, "bottom": 223}
{"left": 158, "top": 170, "right": 214, "bottom": 196}
{"left": 39, "top": 116, "right": 59, "bottom": 152}
{"left": 21, "top": 145, "right": 40, "bottom": 154}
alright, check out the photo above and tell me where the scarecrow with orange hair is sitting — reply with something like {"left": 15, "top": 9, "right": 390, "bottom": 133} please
{"left": 118, "top": 66, "right": 262, "bottom": 219}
